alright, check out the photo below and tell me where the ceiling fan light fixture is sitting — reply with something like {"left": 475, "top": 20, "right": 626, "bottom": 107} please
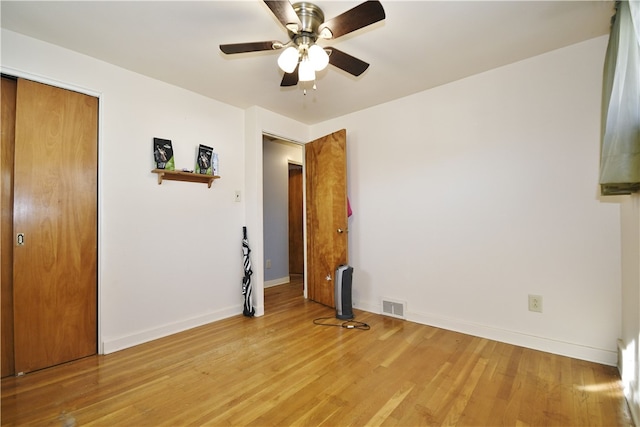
{"left": 277, "top": 46, "right": 299, "bottom": 73}
{"left": 308, "top": 44, "right": 329, "bottom": 71}
{"left": 298, "top": 59, "right": 316, "bottom": 82}
{"left": 220, "top": 0, "right": 386, "bottom": 91}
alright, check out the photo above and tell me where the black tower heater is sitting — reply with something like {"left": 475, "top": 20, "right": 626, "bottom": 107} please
{"left": 335, "top": 265, "right": 354, "bottom": 320}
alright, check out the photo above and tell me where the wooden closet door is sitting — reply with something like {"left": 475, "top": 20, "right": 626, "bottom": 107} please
{"left": 13, "top": 79, "right": 98, "bottom": 374}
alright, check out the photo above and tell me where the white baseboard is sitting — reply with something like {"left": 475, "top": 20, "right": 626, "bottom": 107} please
{"left": 102, "top": 298, "right": 617, "bottom": 366}
{"left": 264, "top": 276, "right": 290, "bottom": 288}
{"left": 618, "top": 338, "right": 624, "bottom": 372}
{"left": 354, "top": 300, "right": 616, "bottom": 366}
{"left": 101, "top": 305, "right": 240, "bottom": 354}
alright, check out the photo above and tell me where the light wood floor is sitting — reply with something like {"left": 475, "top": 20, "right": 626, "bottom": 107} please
{"left": 1, "top": 276, "right": 633, "bottom": 426}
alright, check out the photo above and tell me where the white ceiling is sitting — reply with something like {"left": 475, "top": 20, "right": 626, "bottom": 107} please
{"left": 1, "top": 0, "right": 614, "bottom": 125}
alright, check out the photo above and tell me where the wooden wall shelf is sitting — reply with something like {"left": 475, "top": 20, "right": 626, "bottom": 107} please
{"left": 152, "top": 169, "right": 220, "bottom": 188}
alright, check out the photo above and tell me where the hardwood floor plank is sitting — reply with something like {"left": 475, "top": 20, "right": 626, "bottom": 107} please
{"left": 365, "top": 380, "right": 415, "bottom": 426}
{"left": 1, "top": 278, "right": 633, "bottom": 426}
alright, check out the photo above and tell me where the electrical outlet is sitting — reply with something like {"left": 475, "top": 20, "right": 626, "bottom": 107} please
{"left": 266, "top": 259, "right": 271, "bottom": 269}
{"left": 528, "top": 294, "right": 543, "bottom": 313}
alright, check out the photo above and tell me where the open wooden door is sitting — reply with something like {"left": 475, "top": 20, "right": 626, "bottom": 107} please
{"left": 305, "top": 129, "right": 348, "bottom": 308}
{"left": 12, "top": 79, "right": 98, "bottom": 374}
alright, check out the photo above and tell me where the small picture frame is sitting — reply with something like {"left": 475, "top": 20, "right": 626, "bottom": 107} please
{"left": 212, "top": 152, "right": 219, "bottom": 176}
{"left": 153, "top": 138, "right": 175, "bottom": 170}
{"left": 195, "top": 144, "right": 214, "bottom": 175}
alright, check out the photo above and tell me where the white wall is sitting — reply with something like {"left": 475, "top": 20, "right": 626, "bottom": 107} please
{"left": 2, "top": 28, "right": 625, "bottom": 367}
{"left": 620, "top": 194, "right": 640, "bottom": 424}
{"left": 2, "top": 29, "right": 246, "bottom": 353}
{"left": 311, "top": 36, "right": 622, "bottom": 365}
{"left": 262, "top": 138, "right": 303, "bottom": 284}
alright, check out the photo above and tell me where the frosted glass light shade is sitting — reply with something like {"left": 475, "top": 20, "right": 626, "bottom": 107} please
{"left": 298, "top": 59, "right": 316, "bottom": 82}
{"left": 277, "top": 47, "right": 299, "bottom": 73}
{"left": 308, "top": 44, "right": 329, "bottom": 71}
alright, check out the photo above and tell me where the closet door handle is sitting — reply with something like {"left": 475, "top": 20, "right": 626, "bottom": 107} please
{"left": 16, "top": 233, "right": 25, "bottom": 246}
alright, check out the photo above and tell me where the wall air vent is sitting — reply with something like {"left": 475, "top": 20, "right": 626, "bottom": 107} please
{"left": 381, "top": 298, "right": 406, "bottom": 319}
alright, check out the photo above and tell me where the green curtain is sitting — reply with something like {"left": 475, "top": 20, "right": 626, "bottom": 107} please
{"left": 600, "top": 0, "right": 640, "bottom": 196}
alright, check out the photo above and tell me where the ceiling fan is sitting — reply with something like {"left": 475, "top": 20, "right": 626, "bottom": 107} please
{"left": 219, "top": 0, "right": 386, "bottom": 90}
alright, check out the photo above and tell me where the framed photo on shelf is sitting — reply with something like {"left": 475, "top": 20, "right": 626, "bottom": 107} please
{"left": 195, "top": 144, "right": 214, "bottom": 175}
{"left": 212, "top": 152, "right": 219, "bottom": 176}
{"left": 153, "top": 138, "right": 175, "bottom": 170}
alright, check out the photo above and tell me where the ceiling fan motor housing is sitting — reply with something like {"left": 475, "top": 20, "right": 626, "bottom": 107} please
{"left": 292, "top": 2, "right": 325, "bottom": 46}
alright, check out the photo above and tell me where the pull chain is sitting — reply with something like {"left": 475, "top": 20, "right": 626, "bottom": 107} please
{"left": 302, "top": 82, "right": 317, "bottom": 96}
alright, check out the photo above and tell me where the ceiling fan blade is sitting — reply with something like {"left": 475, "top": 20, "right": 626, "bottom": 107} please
{"left": 220, "top": 41, "right": 280, "bottom": 54}
{"left": 328, "top": 48, "right": 369, "bottom": 77}
{"left": 264, "top": 1, "right": 302, "bottom": 33}
{"left": 318, "top": 0, "right": 385, "bottom": 40}
{"left": 281, "top": 64, "right": 299, "bottom": 87}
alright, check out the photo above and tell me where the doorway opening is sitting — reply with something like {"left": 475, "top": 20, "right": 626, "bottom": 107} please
{"left": 262, "top": 136, "right": 305, "bottom": 297}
